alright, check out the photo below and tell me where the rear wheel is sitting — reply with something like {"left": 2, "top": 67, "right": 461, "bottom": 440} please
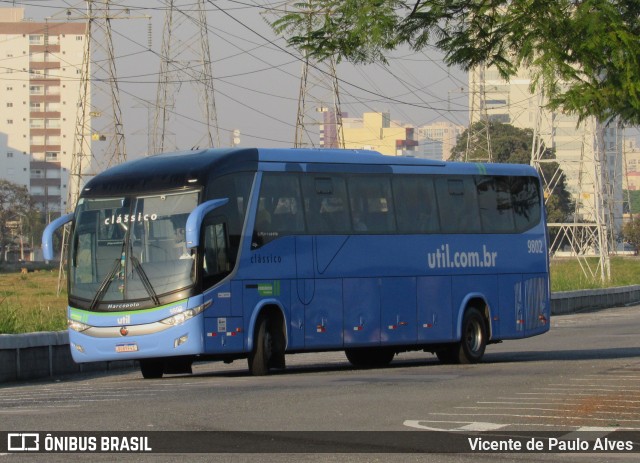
{"left": 436, "top": 307, "right": 487, "bottom": 364}
{"left": 345, "top": 347, "right": 395, "bottom": 368}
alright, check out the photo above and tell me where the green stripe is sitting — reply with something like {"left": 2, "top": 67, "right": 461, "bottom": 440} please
{"left": 69, "top": 298, "right": 188, "bottom": 317}
{"left": 475, "top": 163, "right": 488, "bottom": 175}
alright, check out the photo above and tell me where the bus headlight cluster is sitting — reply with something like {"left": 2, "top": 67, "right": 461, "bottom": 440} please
{"left": 68, "top": 319, "right": 91, "bottom": 332}
{"left": 160, "top": 304, "right": 205, "bottom": 326}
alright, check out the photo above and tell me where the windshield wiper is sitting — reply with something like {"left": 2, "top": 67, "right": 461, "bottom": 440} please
{"left": 88, "top": 258, "right": 122, "bottom": 311}
{"left": 130, "top": 254, "right": 160, "bottom": 306}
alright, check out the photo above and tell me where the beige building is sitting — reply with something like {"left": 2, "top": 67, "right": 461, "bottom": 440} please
{"left": 623, "top": 137, "right": 640, "bottom": 190}
{"left": 342, "top": 112, "right": 417, "bottom": 156}
{"left": 472, "top": 65, "right": 624, "bottom": 226}
{"left": 0, "top": 8, "right": 87, "bottom": 217}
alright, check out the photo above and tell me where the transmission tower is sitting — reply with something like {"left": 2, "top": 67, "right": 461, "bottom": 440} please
{"left": 295, "top": 52, "right": 344, "bottom": 148}
{"left": 52, "top": 1, "right": 144, "bottom": 292}
{"left": 464, "top": 64, "right": 492, "bottom": 162}
{"left": 531, "top": 82, "right": 621, "bottom": 283}
{"left": 153, "top": 0, "right": 220, "bottom": 154}
{"left": 268, "top": 1, "right": 344, "bottom": 148}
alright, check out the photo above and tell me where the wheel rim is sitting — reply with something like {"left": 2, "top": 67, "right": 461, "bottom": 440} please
{"left": 465, "top": 320, "right": 482, "bottom": 353}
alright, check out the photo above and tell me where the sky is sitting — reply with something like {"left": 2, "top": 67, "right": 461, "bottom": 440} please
{"left": 5, "top": 0, "right": 470, "bottom": 160}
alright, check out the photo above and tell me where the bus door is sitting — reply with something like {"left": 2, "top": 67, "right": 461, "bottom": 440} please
{"left": 288, "top": 235, "right": 314, "bottom": 349}
{"left": 298, "top": 175, "right": 350, "bottom": 349}
{"left": 300, "top": 236, "right": 345, "bottom": 349}
{"left": 295, "top": 236, "right": 314, "bottom": 305}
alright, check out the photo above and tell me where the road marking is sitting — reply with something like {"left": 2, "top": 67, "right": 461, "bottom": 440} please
{"left": 497, "top": 396, "right": 640, "bottom": 403}
{"left": 429, "top": 411, "right": 640, "bottom": 423}
{"left": 572, "top": 375, "right": 640, "bottom": 381}
{"left": 403, "top": 420, "right": 508, "bottom": 432}
{"left": 546, "top": 384, "right": 640, "bottom": 391}
{"left": 515, "top": 391, "right": 640, "bottom": 397}
{"left": 455, "top": 406, "right": 640, "bottom": 416}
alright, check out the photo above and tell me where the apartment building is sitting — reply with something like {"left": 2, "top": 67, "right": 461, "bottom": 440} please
{"left": 0, "top": 7, "right": 87, "bottom": 218}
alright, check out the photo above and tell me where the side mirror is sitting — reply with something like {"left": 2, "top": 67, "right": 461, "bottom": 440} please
{"left": 42, "top": 213, "right": 74, "bottom": 261}
{"left": 185, "top": 198, "right": 229, "bottom": 249}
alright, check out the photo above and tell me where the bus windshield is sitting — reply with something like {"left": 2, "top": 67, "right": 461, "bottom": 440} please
{"left": 69, "top": 190, "right": 199, "bottom": 309}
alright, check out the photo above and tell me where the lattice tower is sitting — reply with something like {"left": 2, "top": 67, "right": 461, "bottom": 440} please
{"left": 52, "top": 1, "right": 144, "bottom": 292}
{"left": 464, "top": 65, "right": 492, "bottom": 162}
{"left": 153, "top": 0, "right": 220, "bottom": 154}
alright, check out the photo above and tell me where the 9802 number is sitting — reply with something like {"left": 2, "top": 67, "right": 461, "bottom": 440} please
{"left": 527, "top": 239, "right": 544, "bottom": 254}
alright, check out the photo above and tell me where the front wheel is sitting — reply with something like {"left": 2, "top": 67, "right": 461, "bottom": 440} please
{"left": 140, "top": 359, "right": 164, "bottom": 379}
{"left": 248, "top": 315, "right": 273, "bottom": 376}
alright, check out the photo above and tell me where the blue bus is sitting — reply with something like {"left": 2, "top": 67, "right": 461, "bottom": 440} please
{"left": 43, "top": 148, "right": 550, "bottom": 378}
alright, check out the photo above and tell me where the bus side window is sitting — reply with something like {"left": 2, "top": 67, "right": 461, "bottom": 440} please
{"left": 253, "top": 173, "right": 305, "bottom": 248}
{"left": 348, "top": 176, "right": 396, "bottom": 233}
{"left": 511, "top": 177, "right": 541, "bottom": 232}
{"left": 203, "top": 219, "right": 231, "bottom": 288}
{"left": 302, "top": 175, "right": 350, "bottom": 234}
{"left": 435, "top": 177, "right": 481, "bottom": 233}
{"left": 476, "top": 176, "right": 516, "bottom": 233}
{"left": 393, "top": 176, "right": 440, "bottom": 233}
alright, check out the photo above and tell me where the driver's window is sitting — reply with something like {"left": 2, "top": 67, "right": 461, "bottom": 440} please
{"left": 203, "top": 219, "right": 232, "bottom": 288}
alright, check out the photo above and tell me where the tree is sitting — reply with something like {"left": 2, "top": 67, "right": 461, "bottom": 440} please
{"left": 272, "top": 0, "right": 640, "bottom": 125}
{"left": 0, "top": 180, "right": 38, "bottom": 261}
{"left": 451, "top": 122, "right": 573, "bottom": 223}
{"left": 623, "top": 190, "right": 640, "bottom": 215}
{"left": 451, "top": 122, "right": 533, "bottom": 164}
{"left": 622, "top": 219, "right": 640, "bottom": 252}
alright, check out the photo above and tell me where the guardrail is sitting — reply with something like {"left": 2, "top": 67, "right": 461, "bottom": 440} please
{"left": 1, "top": 285, "right": 639, "bottom": 384}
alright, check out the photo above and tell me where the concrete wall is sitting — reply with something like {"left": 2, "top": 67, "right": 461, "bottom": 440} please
{"left": 1, "top": 285, "right": 639, "bottom": 384}
{"left": 550, "top": 285, "right": 640, "bottom": 315}
{"left": 0, "top": 331, "right": 135, "bottom": 383}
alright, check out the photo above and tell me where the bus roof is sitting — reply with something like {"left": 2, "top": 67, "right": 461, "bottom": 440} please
{"left": 82, "top": 147, "right": 538, "bottom": 196}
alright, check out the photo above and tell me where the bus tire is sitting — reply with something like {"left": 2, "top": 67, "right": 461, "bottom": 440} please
{"left": 437, "top": 308, "right": 487, "bottom": 364}
{"left": 248, "top": 315, "right": 273, "bottom": 376}
{"left": 345, "top": 347, "right": 395, "bottom": 368}
{"left": 140, "top": 359, "right": 164, "bottom": 379}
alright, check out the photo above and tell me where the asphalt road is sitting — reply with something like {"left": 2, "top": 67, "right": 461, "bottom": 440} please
{"left": 1, "top": 304, "right": 639, "bottom": 462}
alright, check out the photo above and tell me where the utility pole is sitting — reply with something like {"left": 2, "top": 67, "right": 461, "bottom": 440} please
{"left": 153, "top": 0, "right": 220, "bottom": 154}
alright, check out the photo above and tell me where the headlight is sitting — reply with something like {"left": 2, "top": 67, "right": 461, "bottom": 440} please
{"left": 159, "top": 304, "right": 205, "bottom": 326}
{"left": 68, "top": 319, "right": 90, "bottom": 332}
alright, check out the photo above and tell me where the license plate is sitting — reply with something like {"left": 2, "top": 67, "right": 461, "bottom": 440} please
{"left": 115, "top": 343, "right": 138, "bottom": 353}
